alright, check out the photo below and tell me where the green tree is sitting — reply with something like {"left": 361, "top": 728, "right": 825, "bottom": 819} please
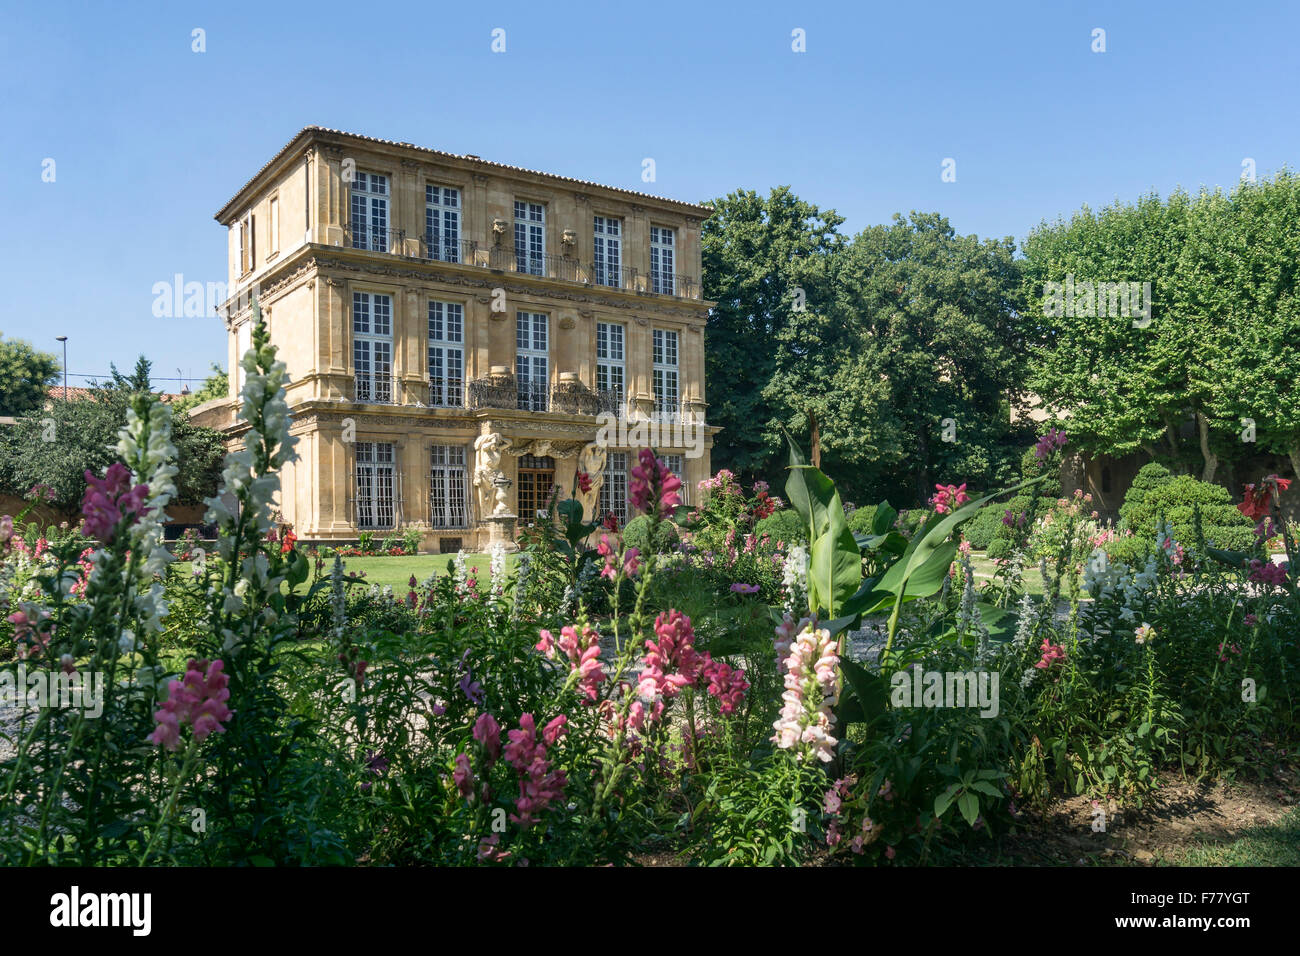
{"left": 0, "top": 335, "right": 60, "bottom": 416}
{"left": 771, "top": 212, "right": 1026, "bottom": 503}
{"left": 701, "top": 186, "right": 846, "bottom": 479}
{"left": 0, "top": 355, "right": 225, "bottom": 509}
{"left": 172, "top": 363, "right": 229, "bottom": 414}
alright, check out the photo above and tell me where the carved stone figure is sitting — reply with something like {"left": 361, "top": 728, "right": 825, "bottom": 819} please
{"left": 577, "top": 442, "right": 607, "bottom": 516}
{"left": 474, "top": 432, "right": 512, "bottom": 516}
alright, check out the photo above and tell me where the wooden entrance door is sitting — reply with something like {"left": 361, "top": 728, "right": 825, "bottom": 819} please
{"left": 516, "top": 455, "right": 556, "bottom": 520}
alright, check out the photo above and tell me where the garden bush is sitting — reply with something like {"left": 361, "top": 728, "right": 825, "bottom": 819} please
{"left": 1119, "top": 465, "right": 1256, "bottom": 553}
{"left": 845, "top": 504, "right": 879, "bottom": 536}
{"left": 962, "top": 505, "right": 1004, "bottom": 550}
{"left": 757, "top": 507, "right": 809, "bottom": 546}
{"left": 622, "top": 513, "right": 680, "bottom": 554}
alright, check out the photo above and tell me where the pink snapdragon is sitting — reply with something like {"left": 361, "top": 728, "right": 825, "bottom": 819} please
{"left": 504, "top": 714, "right": 567, "bottom": 829}
{"left": 701, "top": 656, "right": 749, "bottom": 714}
{"left": 453, "top": 753, "right": 475, "bottom": 798}
{"left": 1247, "top": 559, "right": 1288, "bottom": 587}
{"left": 148, "top": 659, "right": 233, "bottom": 751}
{"left": 637, "top": 610, "right": 705, "bottom": 702}
{"left": 629, "top": 448, "right": 683, "bottom": 517}
{"left": 539, "top": 624, "right": 605, "bottom": 703}
{"left": 7, "top": 604, "right": 52, "bottom": 659}
{"left": 1034, "top": 638, "right": 1067, "bottom": 670}
{"left": 80, "top": 463, "right": 151, "bottom": 544}
{"left": 473, "top": 712, "right": 502, "bottom": 762}
{"left": 771, "top": 623, "right": 841, "bottom": 762}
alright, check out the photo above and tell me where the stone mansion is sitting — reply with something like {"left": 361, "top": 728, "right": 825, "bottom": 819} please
{"left": 194, "top": 127, "right": 715, "bottom": 550}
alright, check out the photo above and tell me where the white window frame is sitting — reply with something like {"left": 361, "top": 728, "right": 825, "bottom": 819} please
{"left": 426, "top": 185, "right": 460, "bottom": 262}
{"left": 427, "top": 300, "right": 464, "bottom": 407}
{"left": 355, "top": 441, "right": 396, "bottom": 529}
{"left": 350, "top": 172, "right": 389, "bottom": 252}
{"left": 353, "top": 292, "right": 394, "bottom": 404}
{"left": 599, "top": 452, "right": 629, "bottom": 524}
{"left": 516, "top": 312, "right": 549, "bottom": 411}
{"left": 430, "top": 444, "right": 469, "bottom": 529}
{"left": 514, "top": 200, "right": 545, "bottom": 275}
{"left": 596, "top": 321, "right": 625, "bottom": 413}
{"left": 653, "top": 328, "right": 679, "bottom": 416}
{"left": 650, "top": 226, "right": 675, "bottom": 294}
{"left": 592, "top": 215, "right": 622, "bottom": 288}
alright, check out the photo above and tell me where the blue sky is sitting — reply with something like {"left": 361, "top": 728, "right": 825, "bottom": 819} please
{"left": 2, "top": 0, "right": 1298, "bottom": 389}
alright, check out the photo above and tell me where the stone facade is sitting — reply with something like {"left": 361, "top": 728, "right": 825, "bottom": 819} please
{"left": 208, "top": 127, "right": 715, "bottom": 550}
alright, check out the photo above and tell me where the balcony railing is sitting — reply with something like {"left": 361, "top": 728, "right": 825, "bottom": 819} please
{"left": 596, "top": 388, "right": 626, "bottom": 417}
{"left": 467, "top": 378, "right": 518, "bottom": 411}
{"left": 351, "top": 374, "right": 398, "bottom": 405}
{"left": 517, "top": 380, "right": 549, "bottom": 413}
{"left": 425, "top": 379, "right": 467, "bottom": 409}
{"left": 421, "top": 236, "right": 479, "bottom": 265}
{"left": 345, "top": 224, "right": 407, "bottom": 255}
{"left": 336, "top": 220, "right": 699, "bottom": 298}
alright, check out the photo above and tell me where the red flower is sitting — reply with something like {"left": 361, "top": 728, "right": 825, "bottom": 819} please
{"left": 577, "top": 471, "right": 593, "bottom": 494}
{"left": 280, "top": 530, "right": 297, "bottom": 554}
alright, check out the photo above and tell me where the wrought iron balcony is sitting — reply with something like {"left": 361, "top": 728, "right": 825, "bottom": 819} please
{"left": 421, "top": 235, "right": 479, "bottom": 265}
{"left": 517, "top": 380, "right": 550, "bottom": 413}
{"left": 425, "top": 378, "right": 466, "bottom": 409}
{"left": 596, "top": 388, "right": 626, "bottom": 417}
{"left": 350, "top": 374, "right": 399, "bottom": 405}
{"left": 467, "top": 378, "right": 519, "bottom": 410}
{"left": 335, "top": 223, "right": 699, "bottom": 298}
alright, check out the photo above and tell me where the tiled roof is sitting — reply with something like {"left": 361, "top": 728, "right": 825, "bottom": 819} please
{"left": 215, "top": 126, "right": 715, "bottom": 222}
{"left": 48, "top": 386, "right": 183, "bottom": 403}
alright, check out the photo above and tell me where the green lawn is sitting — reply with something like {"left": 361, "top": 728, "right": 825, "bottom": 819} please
{"left": 1172, "top": 808, "right": 1300, "bottom": 866}
{"left": 329, "top": 552, "right": 515, "bottom": 590}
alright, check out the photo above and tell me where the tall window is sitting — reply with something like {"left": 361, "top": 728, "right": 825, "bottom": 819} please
{"left": 353, "top": 292, "right": 393, "bottom": 403}
{"left": 355, "top": 441, "right": 396, "bottom": 529}
{"left": 514, "top": 200, "right": 545, "bottom": 275}
{"left": 430, "top": 445, "right": 469, "bottom": 528}
{"left": 426, "top": 185, "right": 460, "bottom": 262}
{"left": 592, "top": 216, "right": 622, "bottom": 288}
{"left": 599, "top": 452, "right": 628, "bottom": 524}
{"left": 650, "top": 226, "right": 675, "bottom": 294}
{"left": 428, "top": 301, "right": 464, "bottom": 407}
{"left": 238, "top": 212, "right": 255, "bottom": 274}
{"left": 653, "top": 329, "right": 679, "bottom": 416}
{"left": 269, "top": 198, "right": 279, "bottom": 254}
{"left": 516, "top": 312, "right": 548, "bottom": 411}
{"left": 663, "top": 454, "right": 687, "bottom": 504}
{"left": 596, "top": 321, "right": 625, "bottom": 415}
{"left": 350, "top": 172, "right": 389, "bottom": 252}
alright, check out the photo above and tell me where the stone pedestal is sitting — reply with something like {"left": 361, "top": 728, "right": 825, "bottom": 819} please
{"left": 483, "top": 513, "right": 519, "bottom": 552}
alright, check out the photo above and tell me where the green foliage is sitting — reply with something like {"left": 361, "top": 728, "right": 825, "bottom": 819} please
{"left": 1122, "top": 473, "right": 1255, "bottom": 552}
{"left": 756, "top": 507, "right": 808, "bottom": 546}
{"left": 962, "top": 504, "right": 1005, "bottom": 550}
{"left": 171, "top": 363, "right": 229, "bottom": 414}
{"left": 0, "top": 334, "right": 60, "bottom": 416}
{"left": 622, "top": 513, "right": 680, "bottom": 554}
{"left": 845, "top": 504, "right": 879, "bottom": 536}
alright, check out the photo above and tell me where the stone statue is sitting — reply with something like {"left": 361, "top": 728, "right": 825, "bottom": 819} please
{"left": 474, "top": 432, "right": 512, "bottom": 516}
{"left": 577, "top": 442, "right": 607, "bottom": 517}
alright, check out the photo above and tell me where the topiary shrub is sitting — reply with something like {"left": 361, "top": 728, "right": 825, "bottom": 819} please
{"left": 1118, "top": 463, "right": 1174, "bottom": 529}
{"left": 756, "top": 508, "right": 808, "bottom": 547}
{"left": 622, "top": 514, "right": 680, "bottom": 554}
{"left": 845, "top": 505, "right": 880, "bottom": 536}
{"left": 1120, "top": 472, "right": 1255, "bottom": 553}
{"left": 985, "top": 538, "right": 1013, "bottom": 562}
{"left": 962, "top": 505, "right": 1005, "bottom": 551}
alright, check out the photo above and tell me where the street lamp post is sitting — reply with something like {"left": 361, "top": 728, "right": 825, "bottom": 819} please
{"left": 55, "top": 336, "right": 68, "bottom": 401}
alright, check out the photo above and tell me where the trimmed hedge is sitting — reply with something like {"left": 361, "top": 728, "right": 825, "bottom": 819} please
{"left": 846, "top": 505, "right": 880, "bottom": 536}
{"left": 963, "top": 505, "right": 1005, "bottom": 551}
{"left": 1117, "top": 465, "right": 1255, "bottom": 554}
{"left": 756, "top": 508, "right": 808, "bottom": 547}
{"left": 622, "top": 514, "right": 680, "bottom": 554}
